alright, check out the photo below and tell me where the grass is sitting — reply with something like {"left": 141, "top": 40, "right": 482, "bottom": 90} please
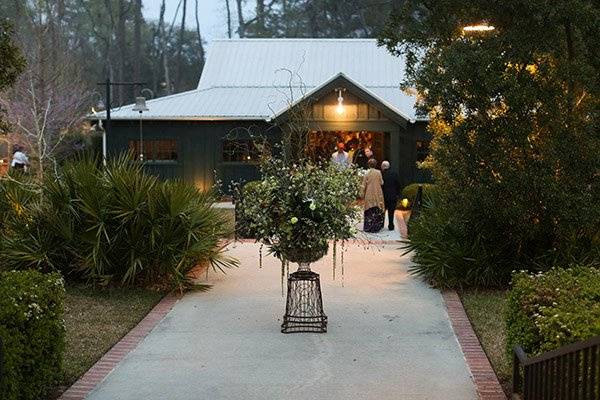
{"left": 59, "top": 285, "right": 163, "bottom": 390}
{"left": 459, "top": 290, "right": 511, "bottom": 394}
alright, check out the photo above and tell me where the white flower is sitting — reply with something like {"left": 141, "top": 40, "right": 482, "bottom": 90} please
{"left": 309, "top": 202, "right": 316, "bottom": 211}
{"left": 290, "top": 217, "right": 298, "bottom": 224}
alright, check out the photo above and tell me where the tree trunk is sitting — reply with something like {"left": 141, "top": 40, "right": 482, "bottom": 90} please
{"left": 225, "top": 0, "right": 232, "bottom": 38}
{"left": 116, "top": 0, "right": 128, "bottom": 104}
{"left": 256, "top": 0, "right": 265, "bottom": 36}
{"left": 175, "top": 0, "right": 187, "bottom": 92}
{"left": 159, "top": 0, "right": 171, "bottom": 95}
{"left": 195, "top": 0, "right": 206, "bottom": 74}
{"left": 134, "top": 0, "right": 142, "bottom": 96}
{"left": 235, "top": 0, "right": 245, "bottom": 38}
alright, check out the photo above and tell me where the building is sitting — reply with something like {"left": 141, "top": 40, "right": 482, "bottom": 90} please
{"left": 101, "top": 38, "right": 431, "bottom": 191}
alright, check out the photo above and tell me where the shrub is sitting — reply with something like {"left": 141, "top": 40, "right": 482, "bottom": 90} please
{"left": 0, "top": 175, "right": 37, "bottom": 232}
{"left": 401, "top": 183, "right": 436, "bottom": 203}
{"left": 506, "top": 266, "right": 600, "bottom": 357}
{"left": 0, "top": 156, "right": 237, "bottom": 289}
{"left": 403, "top": 192, "right": 512, "bottom": 288}
{"left": 0, "top": 270, "right": 65, "bottom": 400}
{"left": 234, "top": 180, "right": 261, "bottom": 239}
{"left": 381, "top": 1, "right": 600, "bottom": 288}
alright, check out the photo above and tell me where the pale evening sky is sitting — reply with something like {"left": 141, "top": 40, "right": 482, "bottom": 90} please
{"left": 142, "top": 0, "right": 234, "bottom": 44}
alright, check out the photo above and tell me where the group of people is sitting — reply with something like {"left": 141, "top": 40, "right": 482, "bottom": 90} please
{"left": 331, "top": 142, "right": 400, "bottom": 233}
{"left": 330, "top": 141, "right": 373, "bottom": 169}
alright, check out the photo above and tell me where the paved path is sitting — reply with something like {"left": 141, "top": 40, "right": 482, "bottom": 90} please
{"left": 86, "top": 242, "right": 477, "bottom": 400}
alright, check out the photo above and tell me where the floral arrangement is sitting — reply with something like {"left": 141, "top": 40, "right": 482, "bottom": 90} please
{"left": 237, "top": 159, "right": 361, "bottom": 265}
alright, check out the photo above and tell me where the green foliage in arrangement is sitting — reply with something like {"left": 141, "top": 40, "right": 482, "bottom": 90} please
{"left": 506, "top": 266, "right": 600, "bottom": 357}
{"left": 380, "top": 1, "right": 600, "bottom": 286}
{"left": 236, "top": 160, "right": 361, "bottom": 263}
{"left": 0, "top": 156, "right": 237, "bottom": 290}
{"left": 0, "top": 270, "right": 65, "bottom": 400}
{"left": 403, "top": 193, "right": 512, "bottom": 288}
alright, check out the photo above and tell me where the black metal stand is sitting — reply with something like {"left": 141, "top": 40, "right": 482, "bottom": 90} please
{"left": 281, "top": 270, "right": 327, "bottom": 333}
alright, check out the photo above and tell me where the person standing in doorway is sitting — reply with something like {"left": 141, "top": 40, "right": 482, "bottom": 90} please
{"left": 354, "top": 146, "right": 374, "bottom": 169}
{"left": 331, "top": 142, "right": 350, "bottom": 168}
{"left": 381, "top": 160, "right": 400, "bottom": 231}
{"left": 10, "top": 145, "right": 29, "bottom": 172}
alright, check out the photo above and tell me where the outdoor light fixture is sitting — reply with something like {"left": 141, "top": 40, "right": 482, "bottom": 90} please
{"left": 336, "top": 88, "right": 345, "bottom": 115}
{"left": 132, "top": 96, "right": 149, "bottom": 162}
{"left": 462, "top": 23, "right": 495, "bottom": 32}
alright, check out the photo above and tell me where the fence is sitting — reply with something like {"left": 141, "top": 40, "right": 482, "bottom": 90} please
{"left": 512, "top": 336, "right": 600, "bottom": 400}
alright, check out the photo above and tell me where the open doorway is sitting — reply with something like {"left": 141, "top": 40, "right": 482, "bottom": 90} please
{"left": 308, "top": 130, "right": 385, "bottom": 166}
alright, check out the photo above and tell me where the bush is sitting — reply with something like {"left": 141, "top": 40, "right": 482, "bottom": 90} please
{"left": 0, "top": 156, "right": 237, "bottom": 289}
{"left": 234, "top": 180, "right": 261, "bottom": 239}
{"left": 0, "top": 175, "right": 37, "bottom": 231}
{"left": 0, "top": 270, "right": 65, "bottom": 400}
{"left": 401, "top": 183, "right": 436, "bottom": 203}
{"left": 403, "top": 192, "right": 512, "bottom": 288}
{"left": 506, "top": 266, "right": 600, "bottom": 357}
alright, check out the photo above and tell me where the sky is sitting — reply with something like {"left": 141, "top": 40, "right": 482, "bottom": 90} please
{"left": 142, "top": 0, "right": 231, "bottom": 43}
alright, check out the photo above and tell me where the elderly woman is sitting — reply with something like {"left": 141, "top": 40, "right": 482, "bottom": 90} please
{"left": 361, "top": 158, "right": 385, "bottom": 232}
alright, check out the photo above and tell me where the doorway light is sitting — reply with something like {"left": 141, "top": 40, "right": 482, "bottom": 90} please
{"left": 462, "top": 24, "right": 495, "bottom": 32}
{"left": 336, "top": 89, "right": 345, "bottom": 115}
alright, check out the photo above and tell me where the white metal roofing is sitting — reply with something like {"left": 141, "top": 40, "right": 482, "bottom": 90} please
{"left": 104, "top": 39, "right": 423, "bottom": 121}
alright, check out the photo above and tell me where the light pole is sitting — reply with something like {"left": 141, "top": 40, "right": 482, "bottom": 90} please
{"left": 132, "top": 97, "right": 149, "bottom": 162}
{"left": 97, "top": 79, "right": 146, "bottom": 165}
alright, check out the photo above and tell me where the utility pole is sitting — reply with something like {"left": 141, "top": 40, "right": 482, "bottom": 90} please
{"left": 97, "top": 78, "right": 146, "bottom": 165}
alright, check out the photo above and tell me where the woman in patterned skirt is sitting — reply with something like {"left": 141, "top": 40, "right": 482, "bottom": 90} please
{"left": 361, "top": 158, "right": 385, "bottom": 233}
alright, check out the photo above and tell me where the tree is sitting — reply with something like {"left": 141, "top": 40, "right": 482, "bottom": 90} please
{"left": 0, "top": 61, "right": 90, "bottom": 178}
{"left": 380, "top": 1, "right": 600, "bottom": 283}
{"left": 0, "top": 20, "right": 26, "bottom": 133}
{"left": 225, "top": 0, "right": 232, "bottom": 38}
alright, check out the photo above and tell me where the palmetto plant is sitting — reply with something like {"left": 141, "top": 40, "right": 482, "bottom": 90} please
{"left": 0, "top": 156, "right": 237, "bottom": 290}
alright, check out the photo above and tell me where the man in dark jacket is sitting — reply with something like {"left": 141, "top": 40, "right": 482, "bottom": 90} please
{"left": 381, "top": 160, "right": 400, "bottom": 230}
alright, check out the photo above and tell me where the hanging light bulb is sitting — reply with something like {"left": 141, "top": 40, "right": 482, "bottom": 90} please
{"left": 336, "top": 89, "right": 345, "bottom": 115}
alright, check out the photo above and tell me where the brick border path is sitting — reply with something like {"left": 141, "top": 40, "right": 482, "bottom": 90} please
{"left": 442, "top": 291, "right": 507, "bottom": 400}
{"left": 58, "top": 295, "right": 181, "bottom": 400}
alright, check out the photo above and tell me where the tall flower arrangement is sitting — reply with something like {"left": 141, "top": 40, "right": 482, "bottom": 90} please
{"left": 238, "top": 159, "right": 360, "bottom": 264}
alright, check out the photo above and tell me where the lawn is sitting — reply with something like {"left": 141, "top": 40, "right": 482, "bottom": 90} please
{"left": 459, "top": 290, "right": 511, "bottom": 394}
{"left": 57, "top": 285, "right": 163, "bottom": 392}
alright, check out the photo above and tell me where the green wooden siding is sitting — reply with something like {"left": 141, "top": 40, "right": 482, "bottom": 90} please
{"left": 108, "top": 119, "right": 431, "bottom": 193}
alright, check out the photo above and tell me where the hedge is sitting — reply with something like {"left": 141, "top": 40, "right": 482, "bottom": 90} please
{"left": 0, "top": 271, "right": 65, "bottom": 400}
{"left": 401, "top": 183, "right": 436, "bottom": 204}
{"left": 506, "top": 266, "right": 600, "bottom": 357}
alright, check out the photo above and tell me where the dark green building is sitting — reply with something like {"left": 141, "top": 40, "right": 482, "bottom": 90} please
{"left": 101, "top": 39, "right": 430, "bottom": 191}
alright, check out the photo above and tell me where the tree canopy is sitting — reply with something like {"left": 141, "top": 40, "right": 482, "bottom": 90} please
{"left": 381, "top": 0, "right": 600, "bottom": 283}
{"left": 0, "top": 20, "right": 25, "bottom": 133}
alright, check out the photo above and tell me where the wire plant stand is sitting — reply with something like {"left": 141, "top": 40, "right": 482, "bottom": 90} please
{"left": 281, "top": 263, "right": 327, "bottom": 333}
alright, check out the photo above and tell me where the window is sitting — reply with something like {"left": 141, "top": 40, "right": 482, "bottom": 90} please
{"left": 128, "top": 139, "right": 177, "bottom": 161}
{"left": 416, "top": 140, "right": 430, "bottom": 162}
{"left": 222, "top": 140, "right": 259, "bottom": 162}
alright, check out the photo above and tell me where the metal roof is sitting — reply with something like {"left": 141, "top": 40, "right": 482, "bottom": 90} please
{"left": 102, "top": 39, "right": 423, "bottom": 122}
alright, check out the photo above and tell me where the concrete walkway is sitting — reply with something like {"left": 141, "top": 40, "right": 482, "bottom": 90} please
{"left": 86, "top": 242, "right": 477, "bottom": 400}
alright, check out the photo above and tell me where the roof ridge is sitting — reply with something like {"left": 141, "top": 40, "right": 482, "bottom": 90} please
{"left": 201, "top": 84, "right": 401, "bottom": 89}
{"left": 210, "top": 38, "right": 378, "bottom": 43}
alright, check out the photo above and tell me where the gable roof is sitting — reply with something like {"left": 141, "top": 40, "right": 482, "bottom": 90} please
{"left": 272, "top": 72, "right": 412, "bottom": 127}
{"left": 101, "top": 39, "right": 424, "bottom": 122}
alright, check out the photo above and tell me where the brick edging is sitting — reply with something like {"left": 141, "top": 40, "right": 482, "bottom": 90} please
{"left": 58, "top": 294, "right": 181, "bottom": 400}
{"left": 442, "top": 291, "right": 508, "bottom": 400}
